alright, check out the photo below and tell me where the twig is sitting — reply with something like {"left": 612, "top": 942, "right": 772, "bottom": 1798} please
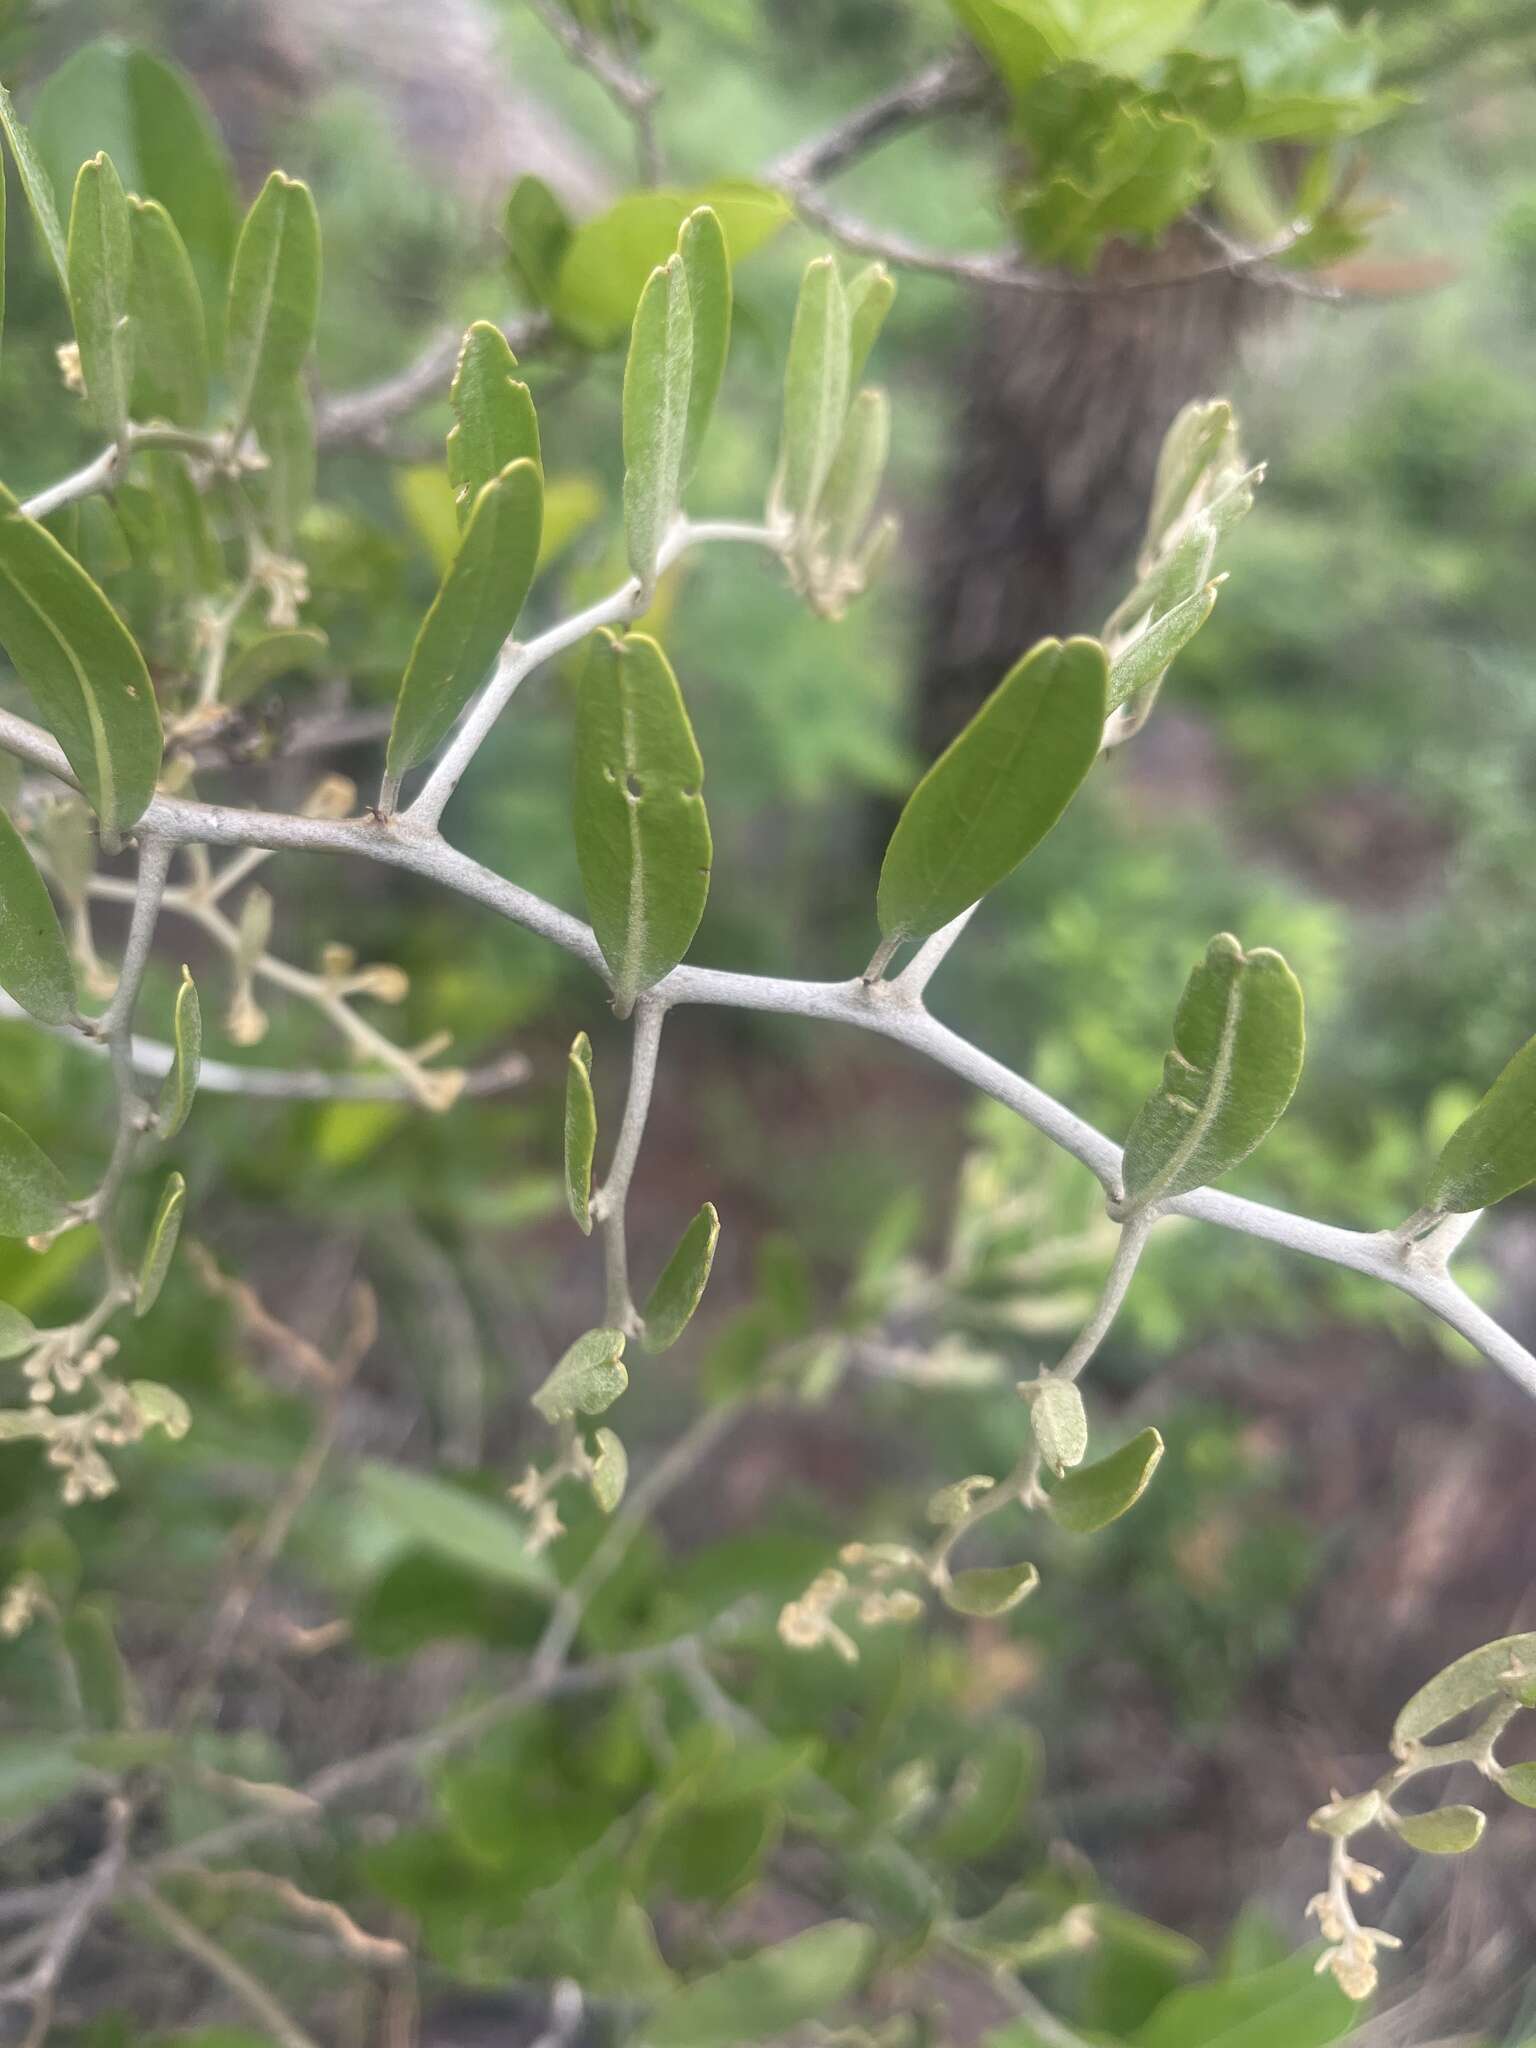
{"left": 132, "top": 1882, "right": 323, "bottom": 2048}
{"left": 523, "top": 0, "right": 663, "bottom": 184}
{"left": 591, "top": 998, "right": 665, "bottom": 1331}
{"left": 532, "top": 1396, "right": 747, "bottom": 1678}
{"left": 0, "top": 988, "right": 530, "bottom": 1102}
{"left": 195, "top": 1871, "right": 407, "bottom": 1971}
{"left": 0, "top": 1796, "right": 130, "bottom": 2046}
{"left": 174, "top": 1281, "right": 377, "bottom": 1731}
{"left": 773, "top": 48, "right": 1338, "bottom": 302}
{"left": 399, "top": 517, "right": 782, "bottom": 830}
{"left": 0, "top": 695, "right": 1527, "bottom": 1400}
{"left": 313, "top": 314, "right": 551, "bottom": 449}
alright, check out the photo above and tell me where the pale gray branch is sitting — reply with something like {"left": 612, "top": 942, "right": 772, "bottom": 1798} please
{"left": 0, "top": 699, "right": 1529, "bottom": 1398}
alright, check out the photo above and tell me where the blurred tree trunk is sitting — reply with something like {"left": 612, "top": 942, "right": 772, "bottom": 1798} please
{"left": 918, "top": 230, "right": 1268, "bottom": 757}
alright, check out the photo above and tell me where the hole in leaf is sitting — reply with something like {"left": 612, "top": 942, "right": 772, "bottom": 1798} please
{"left": 625, "top": 774, "right": 644, "bottom": 800}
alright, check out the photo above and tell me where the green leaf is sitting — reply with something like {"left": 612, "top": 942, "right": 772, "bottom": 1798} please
{"left": 67, "top": 153, "right": 135, "bottom": 441}
{"left": 1499, "top": 1762, "right": 1536, "bottom": 1808}
{"left": 1193, "top": 0, "right": 1390, "bottom": 141}
{"left": 930, "top": 1722, "right": 1039, "bottom": 1860}
{"left": 845, "top": 263, "right": 896, "bottom": 388}
{"left": 554, "top": 180, "right": 787, "bottom": 347}
{"left": 356, "top": 1460, "right": 555, "bottom": 1593}
{"left": 384, "top": 457, "right": 543, "bottom": 791}
{"left": 447, "top": 322, "right": 541, "bottom": 527}
{"left": 252, "top": 375, "right": 316, "bottom": 552}
{"left": 1393, "top": 1634, "right": 1536, "bottom": 1750}
{"left": 643, "top": 1921, "right": 875, "bottom": 2046}
{"left": 623, "top": 254, "right": 693, "bottom": 597}
{"left": 949, "top": 0, "right": 1203, "bottom": 95}
{"left": 0, "top": 1737, "right": 91, "bottom": 1822}
{"left": 0, "top": 81, "right": 69, "bottom": 294}
{"left": 0, "top": 806, "right": 75, "bottom": 1025}
{"left": 532, "top": 1326, "right": 628, "bottom": 1423}
{"left": 157, "top": 967, "right": 201, "bottom": 1140}
{"left": 224, "top": 628, "right": 329, "bottom": 707}
{"left": 505, "top": 172, "right": 573, "bottom": 310}
{"left": 225, "top": 171, "right": 321, "bottom": 433}
{"left": 134, "top": 1169, "right": 186, "bottom": 1317}
{"left": 31, "top": 40, "right": 237, "bottom": 316}
{"left": 0, "top": 1300, "right": 38, "bottom": 1358}
{"left": 572, "top": 631, "right": 712, "bottom": 1014}
{"left": 927, "top": 1474, "right": 996, "bottom": 1527}
{"left": 876, "top": 637, "right": 1107, "bottom": 944}
{"left": 1109, "top": 581, "right": 1219, "bottom": 713}
{"left": 1392, "top": 1803, "right": 1485, "bottom": 1855}
{"left": 0, "top": 488, "right": 163, "bottom": 834}
{"left": 125, "top": 1381, "right": 190, "bottom": 1441}
{"left": 127, "top": 196, "right": 210, "bottom": 427}
{"left": 1045, "top": 1426, "right": 1164, "bottom": 1534}
{"left": 1145, "top": 400, "right": 1241, "bottom": 555}
{"left": 0, "top": 143, "right": 5, "bottom": 364}
{"left": 1029, "top": 1377, "right": 1088, "bottom": 1474}
{"left": 642, "top": 1202, "right": 720, "bottom": 1352}
{"left": 777, "top": 256, "right": 851, "bottom": 535}
{"left": 1132, "top": 1945, "right": 1355, "bottom": 2047}
{"left": 677, "top": 206, "right": 730, "bottom": 487}
{"left": 817, "top": 387, "right": 890, "bottom": 572}
{"left": 1015, "top": 101, "right": 1213, "bottom": 270}
{"left": 0, "top": 1111, "right": 68, "bottom": 1238}
{"left": 1120, "top": 934, "right": 1304, "bottom": 1211}
{"left": 589, "top": 1425, "right": 628, "bottom": 1513}
{"left": 564, "top": 1031, "right": 598, "bottom": 1235}
{"left": 1425, "top": 1035, "right": 1536, "bottom": 1214}
{"left": 941, "top": 1562, "right": 1039, "bottom": 1618}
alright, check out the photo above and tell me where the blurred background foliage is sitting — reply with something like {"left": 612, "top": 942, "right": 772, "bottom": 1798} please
{"left": 2, "top": 0, "right": 1536, "bottom": 2042}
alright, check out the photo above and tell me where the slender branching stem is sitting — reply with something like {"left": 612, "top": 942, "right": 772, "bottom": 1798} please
{"left": 592, "top": 998, "right": 666, "bottom": 1334}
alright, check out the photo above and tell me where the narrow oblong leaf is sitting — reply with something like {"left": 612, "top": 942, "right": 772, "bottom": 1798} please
{"left": 251, "top": 375, "right": 315, "bottom": 551}
{"left": 845, "top": 262, "right": 895, "bottom": 388}
{"left": 1120, "top": 934, "right": 1305, "bottom": 1211}
{"left": 1425, "top": 1036, "right": 1536, "bottom": 1214}
{"left": 31, "top": 40, "right": 238, "bottom": 318}
{"left": 573, "top": 631, "right": 712, "bottom": 1014}
{"left": 531, "top": 1326, "right": 628, "bottom": 1423}
{"left": 504, "top": 172, "right": 573, "bottom": 310}
{"left": 225, "top": 171, "right": 321, "bottom": 432}
{"left": 1393, "top": 1633, "right": 1536, "bottom": 1751}
{"left": 384, "top": 456, "right": 543, "bottom": 791}
{"left": 777, "top": 256, "right": 850, "bottom": 532}
{"left": 643, "top": 1202, "right": 720, "bottom": 1352}
{"left": 677, "top": 206, "right": 730, "bottom": 487}
{"left": 134, "top": 1170, "right": 185, "bottom": 1316}
{"left": 942, "top": 1561, "right": 1039, "bottom": 1619}
{"left": 589, "top": 1426, "right": 628, "bottom": 1513}
{"left": 0, "top": 1112, "right": 68, "bottom": 1238}
{"left": 0, "top": 81, "right": 69, "bottom": 294}
{"left": 645, "top": 1922, "right": 875, "bottom": 2047}
{"left": 357, "top": 1460, "right": 555, "bottom": 1593}
{"left": 128, "top": 196, "right": 209, "bottom": 427}
{"left": 0, "top": 807, "right": 75, "bottom": 1025}
{"left": 1045, "top": 1426, "right": 1164, "bottom": 1535}
{"left": 1108, "top": 581, "right": 1218, "bottom": 713}
{"left": 817, "top": 386, "right": 889, "bottom": 569}
{"left": 223, "top": 627, "right": 328, "bottom": 706}
{"left": 1030, "top": 1378, "right": 1088, "bottom": 1475}
{"left": 876, "top": 637, "right": 1107, "bottom": 944}
{"left": 0, "top": 487, "right": 163, "bottom": 833}
{"left": 447, "top": 321, "right": 541, "bottom": 526}
{"left": 1392, "top": 1804, "right": 1485, "bottom": 1855}
{"left": 1145, "top": 399, "right": 1238, "bottom": 554}
{"left": 623, "top": 253, "right": 693, "bottom": 597}
{"left": 67, "top": 153, "right": 135, "bottom": 440}
{"left": 157, "top": 967, "right": 201, "bottom": 1139}
{"left": 564, "top": 1030, "right": 597, "bottom": 1235}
